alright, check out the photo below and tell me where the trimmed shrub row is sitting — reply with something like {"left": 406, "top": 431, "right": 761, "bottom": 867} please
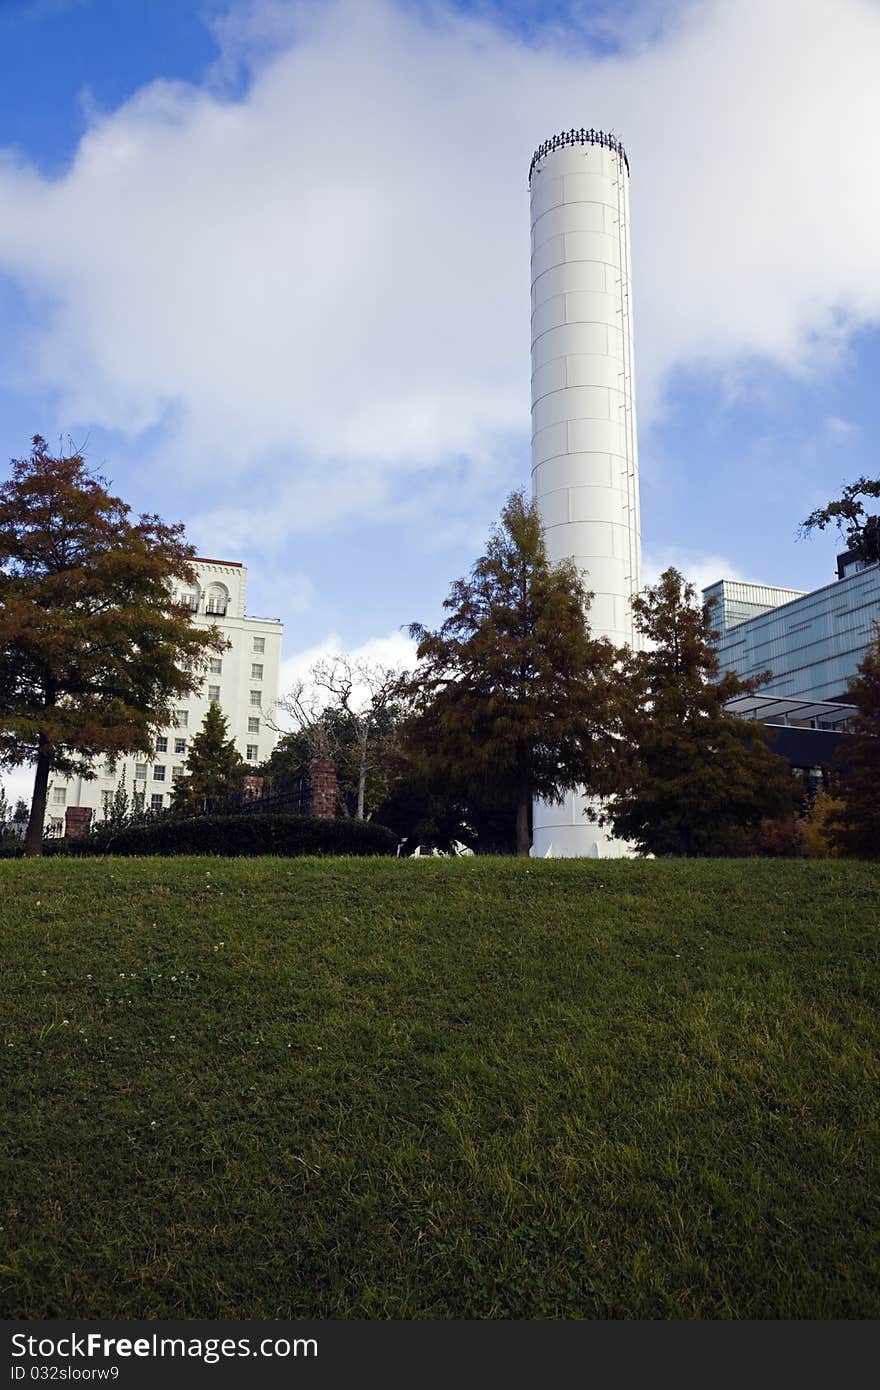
{"left": 42, "top": 813, "right": 398, "bottom": 858}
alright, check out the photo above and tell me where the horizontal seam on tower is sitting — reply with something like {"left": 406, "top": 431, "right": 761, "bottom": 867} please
{"left": 531, "top": 201, "right": 618, "bottom": 222}
{"left": 531, "top": 258, "right": 620, "bottom": 277}
{"left": 528, "top": 461, "right": 631, "bottom": 478}
{"left": 531, "top": 384, "right": 626, "bottom": 404}
{"left": 533, "top": 415, "right": 625, "bottom": 428}
{"left": 531, "top": 322, "right": 624, "bottom": 346}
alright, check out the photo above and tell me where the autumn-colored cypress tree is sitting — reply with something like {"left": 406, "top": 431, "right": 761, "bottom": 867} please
{"left": 828, "top": 626, "right": 880, "bottom": 858}
{"left": 171, "top": 702, "right": 245, "bottom": 813}
{"left": 598, "top": 568, "right": 798, "bottom": 856}
{"left": 407, "top": 490, "right": 620, "bottom": 855}
{"left": 0, "top": 436, "right": 224, "bottom": 854}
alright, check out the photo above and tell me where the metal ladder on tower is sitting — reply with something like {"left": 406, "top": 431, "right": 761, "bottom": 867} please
{"left": 614, "top": 146, "right": 639, "bottom": 649}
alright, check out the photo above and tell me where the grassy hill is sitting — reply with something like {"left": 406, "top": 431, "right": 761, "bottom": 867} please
{"left": 1, "top": 856, "right": 878, "bottom": 1319}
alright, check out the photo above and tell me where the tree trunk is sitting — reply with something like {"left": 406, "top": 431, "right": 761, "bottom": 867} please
{"left": 515, "top": 780, "right": 531, "bottom": 857}
{"left": 25, "top": 738, "right": 53, "bottom": 857}
{"left": 356, "top": 749, "right": 366, "bottom": 821}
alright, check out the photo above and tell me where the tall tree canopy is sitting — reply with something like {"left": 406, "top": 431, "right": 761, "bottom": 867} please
{"left": 171, "top": 702, "right": 245, "bottom": 814}
{"left": 828, "top": 625, "right": 880, "bottom": 858}
{"left": 0, "top": 436, "right": 223, "bottom": 853}
{"left": 407, "top": 490, "right": 620, "bottom": 855}
{"left": 800, "top": 476, "right": 880, "bottom": 566}
{"left": 597, "top": 568, "right": 798, "bottom": 856}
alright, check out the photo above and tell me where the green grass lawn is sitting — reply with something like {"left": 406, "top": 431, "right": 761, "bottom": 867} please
{"left": 1, "top": 856, "right": 878, "bottom": 1319}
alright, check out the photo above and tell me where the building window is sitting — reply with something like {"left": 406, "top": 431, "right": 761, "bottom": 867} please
{"left": 52, "top": 786, "right": 67, "bottom": 805}
{"left": 49, "top": 818, "right": 63, "bottom": 835}
{"left": 135, "top": 764, "right": 147, "bottom": 782}
{"left": 253, "top": 637, "right": 265, "bottom": 653}
{"left": 174, "top": 709, "right": 188, "bottom": 728}
{"left": 153, "top": 765, "right": 166, "bottom": 782}
{"left": 205, "top": 583, "right": 228, "bottom": 616}
{"left": 171, "top": 767, "right": 184, "bottom": 782}
{"left": 133, "top": 791, "right": 145, "bottom": 811}
{"left": 208, "top": 685, "right": 221, "bottom": 703}
{"left": 246, "top": 744, "right": 258, "bottom": 762}
{"left": 102, "top": 790, "right": 114, "bottom": 811}
{"left": 151, "top": 793, "right": 164, "bottom": 810}
{"left": 251, "top": 663, "right": 263, "bottom": 680}
{"left": 209, "top": 658, "right": 222, "bottom": 674}
{"left": 248, "top": 717, "right": 260, "bottom": 734}
{"left": 181, "top": 591, "right": 199, "bottom": 613}
{"left": 174, "top": 738, "right": 187, "bottom": 754}
{"left": 155, "top": 736, "right": 168, "bottom": 753}
{"left": 250, "top": 690, "right": 261, "bottom": 707}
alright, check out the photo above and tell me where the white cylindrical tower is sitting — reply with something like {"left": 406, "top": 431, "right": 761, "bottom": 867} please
{"left": 529, "top": 128, "right": 642, "bottom": 858}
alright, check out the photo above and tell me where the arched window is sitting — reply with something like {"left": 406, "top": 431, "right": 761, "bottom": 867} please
{"left": 205, "top": 583, "right": 229, "bottom": 616}
{"left": 178, "top": 583, "right": 201, "bottom": 613}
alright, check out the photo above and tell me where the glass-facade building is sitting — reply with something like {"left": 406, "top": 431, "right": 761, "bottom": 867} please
{"left": 703, "top": 562, "right": 880, "bottom": 704}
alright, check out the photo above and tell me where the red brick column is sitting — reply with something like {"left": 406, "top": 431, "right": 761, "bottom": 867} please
{"left": 309, "top": 759, "right": 338, "bottom": 820}
{"left": 65, "top": 806, "right": 93, "bottom": 839}
{"left": 242, "top": 775, "right": 264, "bottom": 803}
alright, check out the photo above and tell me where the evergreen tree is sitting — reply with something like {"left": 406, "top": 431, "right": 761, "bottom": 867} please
{"left": 828, "top": 626, "right": 880, "bottom": 858}
{"left": 407, "top": 490, "right": 620, "bottom": 856}
{"left": 0, "top": 784, "right": 17, "bottom": 855}
{"left": 598, "top": 568, "right": 797, "bottom": 856}
{"left": 172, "top": 703, "right": 245, "bottom": 813}
{"left": 0, "top": 437, "right": 225, "bottom": 854}
{"left": 102, "top": 771, "right": 132, "bottom": 831}
{"left": 799, "top": 789, "right": 844, "bottom": 858}
{"left": 259, "top": 727, "right": 315, "bottom": 809}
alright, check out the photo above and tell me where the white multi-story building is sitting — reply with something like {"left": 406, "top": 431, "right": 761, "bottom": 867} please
{"left": 45, "top": 558, "right": 283, "bottom": 834}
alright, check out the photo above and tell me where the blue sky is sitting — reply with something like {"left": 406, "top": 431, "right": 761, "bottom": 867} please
{"left": 1, "top": 0, "right": 879, "bottom": 702}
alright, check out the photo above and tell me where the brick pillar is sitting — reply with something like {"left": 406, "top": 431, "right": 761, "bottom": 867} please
{"left": 65, "top": 806, "right": 93, "bottom": 839}
{"left": 309, "top": 758, "right": 338, "bottom": 820}
{"left": 243, "top": 775, "right": 264, "bottom": 803}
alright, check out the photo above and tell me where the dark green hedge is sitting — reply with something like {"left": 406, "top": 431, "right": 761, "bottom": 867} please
{"left": 42, "top": 814, "right": 398, "bottom": 858}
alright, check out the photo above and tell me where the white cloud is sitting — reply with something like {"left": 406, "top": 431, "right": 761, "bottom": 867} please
{"left": 0, "top": 0, "right": 878, "bottom": 539}
{"left": 822, "top": 415, "right": 858, "bottom": 442}
{"left": 275, "top": 626, "right": 417, "bottom": 723}
{"left": 1, "top": 763, "right": 36, "bottom": 812}
{"left": 642, "top": 545, "right": 747, "bottom": 597}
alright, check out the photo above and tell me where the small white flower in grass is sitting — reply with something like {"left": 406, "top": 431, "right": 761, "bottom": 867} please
{"left": 169, "top": 1035, "right": 176, "bottom": 1041}
{"left": 62, "top": 1019, "right": 69, "bottom": 1025}
{"left": 150, "top": 1121, "right": 157, "bottom": 1128}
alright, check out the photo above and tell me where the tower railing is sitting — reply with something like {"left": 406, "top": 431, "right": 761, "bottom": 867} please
{"left": 528, "top": 128, "right": 629, "bottom": 184}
